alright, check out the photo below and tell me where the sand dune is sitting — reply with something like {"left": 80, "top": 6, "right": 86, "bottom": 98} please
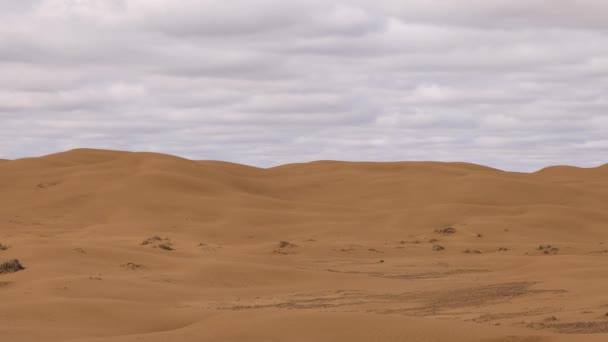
{"left": 1, "top": 149, "right": 608, "bottom": 341}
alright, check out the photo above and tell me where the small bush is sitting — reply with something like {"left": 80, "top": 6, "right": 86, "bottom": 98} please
{"left": 0, "top": 259, "right": 25, "bottom": 274}
{"left": 158, "top": 244, "right": 174, "bottom": 251}
{"left": 122, "top": 262, "right": 145, "bottom": 270}
{"left": 538, "top": 245, "right": 559, "bottom": 255}
{"left": 278, "top": 241, "right": 297, "bottom": 248}
{"left": 435, "top": 227, "right": 456, "bottom": 235}
{"left": 463, "top": 249, "right": 482, "bottom": 254}
{"left": 142, "top": 236, "right": 163, "bottom": 245}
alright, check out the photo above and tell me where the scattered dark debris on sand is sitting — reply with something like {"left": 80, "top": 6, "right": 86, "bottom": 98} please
{"left": 463, "top": 249, "right": 482, "bottom": 254}
{"left": 433, "top": 245, "right": 445, "bottom": 251}
{"left": 368, "top": 248, "right": 382, "bottom": 253}
{"left": 73, "top": 248, "right": 86, "bottom": 254}
{"left": 379, "top": 260, "right": 385, "bottom": 263}
{"left": 545, "top": 316, "right": 558, "bottom": 322}
{"left": 221, "top": 281, "right": 554, "bottom": 317}
{"left": 419, "top": 282, "right": 563, "bottom": 315}
{"left": 0, "top": 259, "right": 25, "bottom": 274}
{"left": 0, "top": 243, "right": 8, "bottom": 251}
{"left": 435, "top": 227, "right": 456, "bottom": 235}
{"left": 142, "top": 236, "right": 174, "bottom": 251}
{"left": 399, "top": 239, "right": 428, "bottom": 245}
{"left": 549, "top": 321, "right": 608, "bottom": 334}
{"left": 498, "top": 247, "right": 509, "bottom": 252}
{"left": 122, "top": 262, "right": 145, "bottom": 270}
{"left": 473, "top": 308, "right": 554, "bottom": 323}
{"left": 477, "top": 233, "right": 483, "bottom": 238}
{"left": 538, "top": 245, "right": 559, "bottom": 255}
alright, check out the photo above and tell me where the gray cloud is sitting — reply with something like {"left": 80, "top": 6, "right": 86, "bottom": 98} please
{"left": 0, "top": 0, "right": 607, "bottom": 171}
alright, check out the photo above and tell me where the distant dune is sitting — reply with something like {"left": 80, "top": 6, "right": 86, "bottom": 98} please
{"left": 1, "top": 149, "right": 607, "bottom": 341}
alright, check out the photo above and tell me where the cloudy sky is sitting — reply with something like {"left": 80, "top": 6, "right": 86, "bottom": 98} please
{"left": 1, "top": 0, "right": 607, "bottom": 171}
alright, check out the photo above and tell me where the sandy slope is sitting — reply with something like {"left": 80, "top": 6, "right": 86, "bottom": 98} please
{"left": 1, "top": 149, "right": 608, "bottom": 341}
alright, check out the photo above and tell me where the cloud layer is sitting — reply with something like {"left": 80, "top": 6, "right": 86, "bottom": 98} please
{"left": 1, "top": 0, "right": 607, "bottom": 171}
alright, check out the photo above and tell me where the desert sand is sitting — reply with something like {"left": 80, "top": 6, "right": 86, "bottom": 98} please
{"left": 1, "top": 148, "right": 608, "bottom": 341}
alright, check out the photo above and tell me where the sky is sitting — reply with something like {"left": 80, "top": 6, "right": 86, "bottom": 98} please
{"left": 1, "top": 0, "right": 607, "bottom": 171}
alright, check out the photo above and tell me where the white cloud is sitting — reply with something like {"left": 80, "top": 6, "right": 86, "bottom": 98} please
{"left": 0, "top": 0, "right": 607, "bottom": 171}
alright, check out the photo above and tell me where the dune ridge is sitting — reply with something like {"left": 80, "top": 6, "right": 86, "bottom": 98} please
{"left": 1, "top": 148, "right": 608, "bottom": 341}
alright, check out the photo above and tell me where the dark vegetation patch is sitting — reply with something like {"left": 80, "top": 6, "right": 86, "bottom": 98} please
{"left": 142, "top": 236, "right": 163, "bottom": 245}
{"left": 463, "top": 249, "right": 482, "bottom": 254}
{"left": 0, "top": 243, "right": 8, "bottom": 251}
{"left": 550, "top": 321, "right": 608, "bottom": 334}
{"left": 435, "top": 227, "right": 456, "bottom": 235}
{"left": 278, "top": 241, "right": 297, "bottom": 248}
{"left": 142, "top": 236, "right": 174, "bottom": 251}
{"left": 218, "top": 281, "right": 561, "bottom": 318}
{"left": 36, "top": 181, "right": 61, "bottom": 189}
{"left": 432, "top": 245, "right": 445, "bottom": 251}
{"left": 537, "top": 245, "right": 559, "bottom": 255}
{"left": 393, "top": 282, "right": 565, "bottom": 316}
{"left": 122, "top": 262, "right": 145, "bottom": 270}
{"left": 158, "top": 244, "right": 174, "bottom": 251}
{"left": 0, "top": 259, "right": 25, "bottom": 274}
{"left": 319, "top": 268, "right": 489, "bottom": 280}
{"left": 273, "top": 241, "right": 298, "bottom": 255}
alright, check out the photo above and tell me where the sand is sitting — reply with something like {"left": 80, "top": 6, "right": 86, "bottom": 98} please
{"left": 1, "top": 148, "right": 607, "bottom": 341}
